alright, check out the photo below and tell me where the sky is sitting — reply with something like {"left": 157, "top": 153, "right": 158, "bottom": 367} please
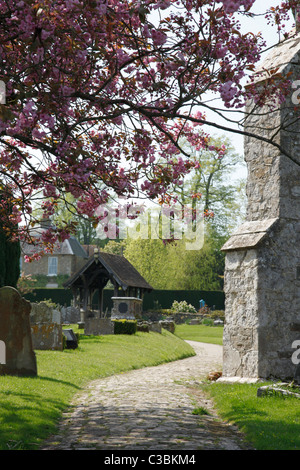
{"left": 203, "top": 0, "right": 295, "bottom": 181}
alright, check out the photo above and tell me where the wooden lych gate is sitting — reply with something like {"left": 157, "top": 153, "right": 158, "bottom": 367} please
{"left": 63, "top": 249, "right": 153, "bottom": 321}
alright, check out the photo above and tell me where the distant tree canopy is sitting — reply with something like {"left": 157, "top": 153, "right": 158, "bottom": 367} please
{"left": 121, "top": 135, "right": 246, "bottom": 291}
{"left": 123, "top": 225, "right": 226, "bottom": 291}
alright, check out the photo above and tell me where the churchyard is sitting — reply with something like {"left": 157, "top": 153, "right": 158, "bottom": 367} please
{"left": 0, "top": 289, "right": 300, "bottom": 451}
{"left": 0, "top": 320, "right": 195, "bottom": 450}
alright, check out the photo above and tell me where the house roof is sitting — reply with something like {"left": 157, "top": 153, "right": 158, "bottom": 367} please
{"left": 22, "top": 236, "right": 88, "bottom": 258}
{"left": 66, "top": 237, "right": 89, "bottom": 258}
{"left": 63, "top": 251, "right": 153, "bottom": 292}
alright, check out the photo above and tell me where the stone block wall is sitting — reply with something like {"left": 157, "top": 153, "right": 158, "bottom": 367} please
{"left": 222, "top": 33, "right": 300, "bottom": 381}
{"left": 222, "top": 249, "right": 260, "bottom": 378}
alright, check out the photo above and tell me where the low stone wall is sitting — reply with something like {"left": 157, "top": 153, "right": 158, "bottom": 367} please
{"left": 142, "top": 311, "right": 203, "bottom": 324}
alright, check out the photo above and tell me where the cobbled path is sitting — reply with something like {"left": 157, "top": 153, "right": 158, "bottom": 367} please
{"left": 41, "top": 341, "right": 252, "bottom": 451}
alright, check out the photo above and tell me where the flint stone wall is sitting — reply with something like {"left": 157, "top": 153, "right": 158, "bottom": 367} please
{"left": 222, "top": 34, "right": 300, "bottom": 381}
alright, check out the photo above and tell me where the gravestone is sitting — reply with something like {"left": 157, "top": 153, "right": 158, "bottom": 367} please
{"left": 60, "top": 305, "right": 81, "bottom": 324}
{"left": 30, "top": 302, "right": 63, "bottom": 351}
{"left": 0, "top": 286, "right": 37, "bottom": 376}
{"left": 62, "top": 328, "right": 78, "bottom": 349}
{"left": 221, "top": 25, "right": 300, "bottom": 382}
{"left": 84, "top": 317, "right": 114, "bottom": 336}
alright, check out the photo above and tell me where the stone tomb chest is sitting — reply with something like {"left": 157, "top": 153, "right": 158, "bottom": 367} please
{"left": 111, "top": 297, "right": 143, "bottom": 320}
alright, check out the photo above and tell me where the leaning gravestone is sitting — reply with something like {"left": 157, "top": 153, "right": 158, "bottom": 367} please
{"left": 62, "top": 329, "right": 78, "bottom": 349}
{"left": 0, "top": 286, "right": 37, "bottom": 376}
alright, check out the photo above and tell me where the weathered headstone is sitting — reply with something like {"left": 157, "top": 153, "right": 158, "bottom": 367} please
{"left": 30, "top": 302, "right": 63, "bottom": 351}
{"left": 0, "top": 340, "right": 5, "bottom": 364}
{"left": 0, "top": 286, "right": 37, "bottom": 376}
{"left": 159, "top": 319, "right": 175, "bottom": 334}
{"left": 84, "top": 317, "right": 114, "bottom": 336}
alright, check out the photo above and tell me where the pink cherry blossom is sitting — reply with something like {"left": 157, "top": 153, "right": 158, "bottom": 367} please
{"left": 0, "top": 0, "right": 296, "bottom": 257}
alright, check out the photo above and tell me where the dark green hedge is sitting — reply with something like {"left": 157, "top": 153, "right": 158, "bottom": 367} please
{"left": 24, "top": 288, "right": 225, "bottom": 311}
{"left": 24, "top": 288, "right": 73, "bottom": 305}
{"left": 142, "top": 289, "right": 225, "bottom": 311}
{"left": 112, "top": 320, "right": 137, "bottom": 335}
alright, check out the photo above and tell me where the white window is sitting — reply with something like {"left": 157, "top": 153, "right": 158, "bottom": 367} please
{"left": 48, "top": 257, "right": 58, "bottom": 276}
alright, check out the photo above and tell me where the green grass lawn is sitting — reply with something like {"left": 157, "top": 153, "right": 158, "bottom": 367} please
{"left": 203, "top": 381, "right": 300, "bottom": 450}
{"left": 176, "top": 323, "right": 300, "bottom": 450}
{"left": 175, "top": 323, "right": 224, "bottom": 345}
{"left": 0, "top": 328, "right": 195, "bottom": 450}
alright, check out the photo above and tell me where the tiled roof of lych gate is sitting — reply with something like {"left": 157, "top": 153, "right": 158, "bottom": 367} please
{"left": 63, "top": 251, "right": 153, "bottom": 292}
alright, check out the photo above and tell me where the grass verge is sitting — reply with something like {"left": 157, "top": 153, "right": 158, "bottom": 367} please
{"left": 176, "top": 324, "right": 300, "bottom": 450}
{"left": 0, "top": 328, "right": 195, "bottom": 450}
{"left": 174, "top": 323, "right": 223, "bottom": 345}
{"left": 201, "top": 381, "right": 300, "bottom": 450}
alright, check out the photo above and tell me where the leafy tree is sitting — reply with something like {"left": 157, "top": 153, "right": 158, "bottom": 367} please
{"left": 0, "top": 0, "right": 297, "bottom": 256}
{"left": 124, "top": 225, "right": 226, "bottom": 291}
{"left": 123, "top": 134, "right": 246, "bottom": 291}
{"left": 170, "top": 134, "right": 246, "bottom": 235}
{"left": 124, "top": 237, "right": 169, "bottom": 289}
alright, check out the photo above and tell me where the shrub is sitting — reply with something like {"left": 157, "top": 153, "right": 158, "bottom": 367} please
{"left": 209, "top": 310, "right": 225, "bottom": 322}
{"left": 112, "top": 319, "right": 137, "bottom": 335}
{"left": 171, "top": 300, "right": 197, "bottom": 313}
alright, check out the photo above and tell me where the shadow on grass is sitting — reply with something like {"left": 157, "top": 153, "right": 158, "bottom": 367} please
{"left": 212, "top": 399, "right": 300, "bottom": 450}
{"left": 0, "top": 375, "right": 83, "bottom": 450}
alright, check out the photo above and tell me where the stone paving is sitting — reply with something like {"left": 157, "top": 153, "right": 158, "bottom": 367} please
{"left": 42, "top": 341, "right": 252, "bottom": 450}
